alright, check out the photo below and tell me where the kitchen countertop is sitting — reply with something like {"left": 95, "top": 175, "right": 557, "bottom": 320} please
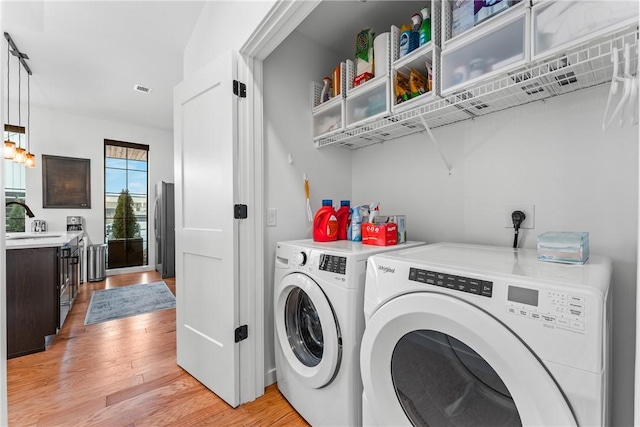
{"left": 6, "top": 231, "right": 84, "bottom": 250}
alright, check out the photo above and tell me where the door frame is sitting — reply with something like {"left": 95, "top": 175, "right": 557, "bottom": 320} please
{"left": 237, "top": 0, "right": 321, "bottom": 403}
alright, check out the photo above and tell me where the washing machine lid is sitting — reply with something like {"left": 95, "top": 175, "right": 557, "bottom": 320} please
{"left": 276, "top": 272, "right": 341, "bottom": 389}
{"left": 360, "top": 292, "right": 577, "bottom": 426}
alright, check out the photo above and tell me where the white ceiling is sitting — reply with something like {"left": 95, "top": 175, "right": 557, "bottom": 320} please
{"left": 2, "top": 1, "right": 206, "bottom": 132}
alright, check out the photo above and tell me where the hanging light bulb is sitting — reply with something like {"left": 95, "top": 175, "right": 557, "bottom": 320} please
{"left": 13, "top": 54, "right": 25, "bottom": 164}
{"left": 13, "top": 146, "right": 26, "bottom": 163}
{"left": 25, "top": 152, "right": 35, "bottom": 168}
{"left": 24, "top": 71, "right": 35, "bottom": 168}
{"left": 4, "top": 39, "right": 15, "bottom": 160}
{"left": 4, "top": 140, "right": 16, "bottom": 159}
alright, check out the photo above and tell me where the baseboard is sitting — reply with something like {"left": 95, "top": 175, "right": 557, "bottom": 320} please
{"left": 106, "top": 265, "right": 155, "bottom": 276}
{"left": 265, "top": 367, "right": 276, "bottom": 386}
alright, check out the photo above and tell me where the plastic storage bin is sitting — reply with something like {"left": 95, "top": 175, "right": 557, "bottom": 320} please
{"left": 312, "top": 62, "right": 346, "bottom": 140}
{"left": 531, "top": 0, "right": 639, "bottom": 61}
{"left": 441, "top": 1, "right": 529, "bottom": 95}
{"left": 87, "top": 244, "right": 107, "bottom": 282}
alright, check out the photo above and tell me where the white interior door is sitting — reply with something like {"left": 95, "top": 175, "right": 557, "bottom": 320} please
{"left": 173, "top": 50, "right": 240, "bottom": 407}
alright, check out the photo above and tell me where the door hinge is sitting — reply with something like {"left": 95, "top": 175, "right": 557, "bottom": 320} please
{"left": 233, "top": 80, "right": 246, "bottom": 98}
{"left": 234, "top": 204, "right": 248, "bottom": 219}
{"left": 235, "top": 325, "right": 248, "bottom": 343}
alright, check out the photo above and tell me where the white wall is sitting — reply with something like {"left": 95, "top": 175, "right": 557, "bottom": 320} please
{"left": 351, "top": 85, "right": 639, "bottom": 426}
{"left": 22, "top": 106, "right": 174, "bottom": 270}
{"left": 183, "top": 0, "right": 275, "bottom": 76}
{"left": 263, "top": 29, "right": 353, "bottom": 384}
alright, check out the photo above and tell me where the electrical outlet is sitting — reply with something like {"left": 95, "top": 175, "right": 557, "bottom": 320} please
{"left": 267, "top": 208, "right": 277, "bottom": 227}
{"left": 504, "top": 204, "right": 535, "bottom": 229}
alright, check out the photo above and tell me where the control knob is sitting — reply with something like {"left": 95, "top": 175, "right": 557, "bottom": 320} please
{"left": 293, "top": 251, "right": 307, "bottom": 267}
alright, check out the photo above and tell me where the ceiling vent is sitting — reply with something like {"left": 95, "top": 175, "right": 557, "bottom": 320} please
{"left": 133, "top": 84, "right": 152, "bottom": 94}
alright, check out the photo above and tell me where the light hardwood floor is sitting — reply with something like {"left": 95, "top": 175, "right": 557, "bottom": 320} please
{"left": 7, "top": 271, "right": 308, "bottom": 426}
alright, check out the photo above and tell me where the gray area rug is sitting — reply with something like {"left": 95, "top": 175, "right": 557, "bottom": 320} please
{"left": 84, "top": 281, "right": 176, "bottom": 325}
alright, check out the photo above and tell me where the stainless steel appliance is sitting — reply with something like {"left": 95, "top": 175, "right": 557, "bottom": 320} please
{"left": 67, "top": 216, "right": 86, "bottom": 283}
{"left": 66, "top": 216, "right": 84, "bottom": 231}
{"left": 154, "top": 181, "right": 175, "bottom": 278}
{"left": 59, "top": 235, "right": 80, "bottom": 329}
{"left": 31, "top": 219, "right": 47, "bottom": 232}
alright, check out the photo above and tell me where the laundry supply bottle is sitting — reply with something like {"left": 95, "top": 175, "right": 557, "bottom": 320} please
{"left": 313, "top": 199, "right": 339, "bottom": 242}
{"left": 409, "top": 13, "right": 422, "bottom": 53}
{"left": 320, "top": 76, "right": 332, "bottom": 103}
{"left": 348, "top": 205, "right": 364, "bottom": 242}
{"left": 399, "top": 24, "right": 412, "bottom": 57}
{"left": 336, "top": 200, "right": 351, "bottom": 240}
{"left": 419, "top": 6, "right": 431, "bottom": 46}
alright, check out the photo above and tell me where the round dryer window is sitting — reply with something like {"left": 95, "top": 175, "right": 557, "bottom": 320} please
{"left": 360, "top": 292, "right": 577, "bottom": 426}
{"left": 391, "top": 330, "right": 520, "bottom": 426}
{"left": 275, "top": 272, "right": 341, "bottom": 389}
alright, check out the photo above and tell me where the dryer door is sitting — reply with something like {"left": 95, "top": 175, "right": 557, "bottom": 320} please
{"left": 276, "top": 272, "right": 341, "bottom": 389}
{"left": 360, "top": 292, "right": 576, "bottom": 427}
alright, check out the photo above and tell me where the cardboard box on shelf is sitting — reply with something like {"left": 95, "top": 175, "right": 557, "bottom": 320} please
{"left": 374, "top": 215, "right": 407, "bottom": 243}
{"left": 362, "top": 222, "right": 397, "bottom": 246}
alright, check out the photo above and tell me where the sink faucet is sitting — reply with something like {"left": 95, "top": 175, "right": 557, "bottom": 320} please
{"left": 5, "top": 201, "right": 35, "bottom": 218}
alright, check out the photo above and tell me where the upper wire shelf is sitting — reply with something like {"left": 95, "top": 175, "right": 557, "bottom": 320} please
{"left": 314, "top": 25, "right": 639, "bottom": 150}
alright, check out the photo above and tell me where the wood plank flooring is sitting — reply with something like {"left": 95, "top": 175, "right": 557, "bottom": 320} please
{"left": 7, "top": 271, "right": 309, "bottom": 426}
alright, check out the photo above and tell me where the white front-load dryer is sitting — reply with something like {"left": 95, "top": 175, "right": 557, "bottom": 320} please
{"left": 274, "top": 239, "right": 424, "bottom": 426}
{"left": 360, "top": 242, "right": 612, "bottom": 427}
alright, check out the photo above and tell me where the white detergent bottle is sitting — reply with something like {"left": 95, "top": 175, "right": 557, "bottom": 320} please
{"left": 348, "top": 205, "right": 364, "bottom": 242}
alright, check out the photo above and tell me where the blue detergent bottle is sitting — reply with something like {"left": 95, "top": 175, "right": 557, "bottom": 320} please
{"left": 348, "top": 205, "right": 364, "bottom": 242}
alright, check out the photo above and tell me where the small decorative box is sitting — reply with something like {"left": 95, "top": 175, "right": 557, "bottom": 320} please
{"left": 537, "top": 231, "right": 590, "bottom": 264}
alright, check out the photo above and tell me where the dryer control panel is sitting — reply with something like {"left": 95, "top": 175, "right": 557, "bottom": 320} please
{"left": 408, "top": 268, "right": 493, "bottom": 297}
{"left": 506, "top": 285, "right": 586, "bottom": 333}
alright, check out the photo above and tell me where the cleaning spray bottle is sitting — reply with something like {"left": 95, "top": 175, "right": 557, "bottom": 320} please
{"left": 369, "top": 202, "right": 380, "bottom": 223}
{"left": 313, "top": 199, "right": 339, "bottom": 242}
{"left": 348, "top": 205, "right": 365, "bottom": 242}
{"left": 336, "top": 200, "right": 351, "bottom": 240}
{"left": 419, "top": 6, "right": 432, "bottom": 46}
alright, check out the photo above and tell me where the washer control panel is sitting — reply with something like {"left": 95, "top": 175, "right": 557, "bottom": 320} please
{"left": 319, "top": 254, "right": 347, "bottom": 275}
{"left": 408, "top": 268, "right": 493, "bottom": 298}
{"left": 506, "top": 285, "right": 586, "bottom": 333}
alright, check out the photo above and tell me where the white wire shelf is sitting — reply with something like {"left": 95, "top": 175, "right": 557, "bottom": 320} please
{"left": 314, "top": 25, "right": 638, "bottom": 150}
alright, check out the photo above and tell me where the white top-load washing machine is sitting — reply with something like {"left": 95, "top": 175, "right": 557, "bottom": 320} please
{"left": 274, "top": 239, "right": 425, "bottom": 426}
{"left": 360, "top": 242, "right": 612, "bottom": 427}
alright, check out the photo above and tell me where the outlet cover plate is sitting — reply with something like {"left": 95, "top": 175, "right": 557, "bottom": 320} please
{"left": 504, "top": 204, "right": 535, "bottom": 229}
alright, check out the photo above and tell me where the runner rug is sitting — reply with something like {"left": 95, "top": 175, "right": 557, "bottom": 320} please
{"left": 84, "top": 281, "right": 175, "bottom": 325}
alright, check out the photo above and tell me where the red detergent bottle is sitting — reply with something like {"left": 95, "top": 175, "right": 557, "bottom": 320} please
{"left": 336, "top": 200, "right": 351, "bottom": 240}
{"left": 313, "top": 199, "right": 339, "bottom": 242}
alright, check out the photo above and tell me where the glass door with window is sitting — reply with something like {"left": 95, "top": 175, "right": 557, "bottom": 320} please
{"left": 104, "top": 140, "right": 148, "bottom": 269}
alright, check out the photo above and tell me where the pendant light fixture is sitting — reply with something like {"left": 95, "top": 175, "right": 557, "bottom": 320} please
{"left": 13, "top": 59, "right": 26, "bottom": 164}
{"left": 4, "top": 32, "right": 33, "bottom": 167}
{"left": 3, "top": 37, "right": 16, "bottom": 160}
{"left": 24, "top": 72, "right": 35, "bottom": 168}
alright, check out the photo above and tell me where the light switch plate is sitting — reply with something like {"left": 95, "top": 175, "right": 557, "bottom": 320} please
{"left": 267, "top": 208, "right": 277, "bottom": 227}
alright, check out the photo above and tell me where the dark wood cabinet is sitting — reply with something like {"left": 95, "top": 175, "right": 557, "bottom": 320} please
{"left": 6, "top": 247, "right": 59, "bottom": 359}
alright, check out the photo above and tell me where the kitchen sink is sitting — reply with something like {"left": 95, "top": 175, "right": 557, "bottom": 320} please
{"left": 6, "top": 234, "right": 62, "bottom": 240}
